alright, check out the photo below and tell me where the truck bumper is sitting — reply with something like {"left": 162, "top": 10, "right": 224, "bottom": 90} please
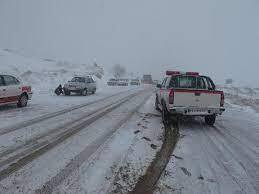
{"left": 169, "top": 106, "right": 225, "bottom": 116}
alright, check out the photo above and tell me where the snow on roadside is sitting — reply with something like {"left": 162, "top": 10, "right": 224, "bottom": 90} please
{"left": 108, "top": 95, "right": 163, "bottom": 194}
{"left": 0, "top": 48, "right": 106, "bottom": 93}
{"left": 219, "top": 85, "right": 259, "bottom": 112}
{"left": 54, "top": 94, "right": 164, "bottom": 194}
{"left": 155, "top": 99, "right": 258, "bottom": 194}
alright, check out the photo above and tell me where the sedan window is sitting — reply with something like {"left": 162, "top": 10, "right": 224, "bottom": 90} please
{"left": 0, "top": 76, "right": 4, "bottom": 86}
{"left": 3, "top": 75, "right": 19, "bottom": 85}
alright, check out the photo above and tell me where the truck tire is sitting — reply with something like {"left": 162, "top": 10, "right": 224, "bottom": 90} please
{"left": 81, "top": 89, "right": 87, "bottom": 96}
{"left": 162, "top": 103, "right": 170, "bottom": 125}
{"left": 17, "top": 94, "right": 28, "bottom": 107}
{"left": 205, "top": 114, "right": 216, "bottom": 126}
{"left": 155, "top": 96, "right": 160, "bottom": 111}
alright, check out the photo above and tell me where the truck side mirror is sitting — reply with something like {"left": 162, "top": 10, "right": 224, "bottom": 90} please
{"left": 157, "top": 84, "right": 162, "bottom": 88}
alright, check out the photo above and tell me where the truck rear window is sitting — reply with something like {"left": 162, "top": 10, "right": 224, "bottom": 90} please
{"left": 170, "top": 76, "right": 197, "bottom": 89}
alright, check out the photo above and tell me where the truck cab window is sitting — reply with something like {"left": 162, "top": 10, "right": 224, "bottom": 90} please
{"left": 161, "top": 78, "right": 167, "bottom": 88}
{"left": 197, "top": 77, "right": 207, "bottom": 89}
{"left": 178, "top": 76, "right": 196, "bottom": 89}
{"left": 3, "top": 75, "right": 18, "bottom": 86}
{"left": 169, "top": 76, "right": 178, "bottom": 88}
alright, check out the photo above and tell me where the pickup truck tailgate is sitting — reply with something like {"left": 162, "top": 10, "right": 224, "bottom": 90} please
{"left": 174, "top": 90, "right": 222, "bottom": 107}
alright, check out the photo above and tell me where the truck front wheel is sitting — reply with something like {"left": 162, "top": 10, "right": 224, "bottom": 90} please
{"left": 81, "top": 89, "right": 87, "bottom": 96}
{"left": 205, "top": 114, "right": 216, "bottom": 126}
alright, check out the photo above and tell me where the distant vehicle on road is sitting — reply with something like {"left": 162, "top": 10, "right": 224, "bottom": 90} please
{"left": 107, "top": 78, "right": 118, "bottom": 86}
{"left": 130, "top": 79, "right": 140, "bottom": 86}
{"left": 156, "top": 71, "right": 225, "bottom": 126}
{"left": 0, "top": 75, "right": 32, "bottom": 107}
{"left": 63, "top": 76, "right": 96, "bottom": 96}
{"left": 117, "top": 79, "right": 129, "bottom": 86}
{"left": 142, "top": 74, "right": 153, "bottom": 84}
{"left": 153, "top": 80, "right": 159, "bottom": 85}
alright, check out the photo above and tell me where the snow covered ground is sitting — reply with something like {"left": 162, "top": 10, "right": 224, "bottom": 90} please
{"left": 155, "top": 99, "right": 258, "bottom": 194}
{"left": 1, "top": 49, "right": 258, "bottom": 194}
{"left": 220, "top": 85, "right": 259, "bottom": 112}
{"left": 0, "top": 88, "right": 164, "bottom": 194}
{"left": 0, "top": 48, "right": 105, "bottom": 93}
{"left": 0, "top": 49, "right": 166, "bottom": 193}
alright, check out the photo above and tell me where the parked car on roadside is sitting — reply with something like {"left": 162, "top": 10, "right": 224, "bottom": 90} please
{"left": 0, "top": 75, "right": 32, "bottom": 107}
{"left": 63, "top": 76, "right": 96, "bottom": 96}
{"left": 156, "top": 71, "right": 225, "bottom": 126}
{"left": 107, "top": 78, "right": 118, "bottom": 86}
{"left": 130, "top": 79, "right": 140, "bottom": 86}
{"left": 117, "top": 79, "right": 129, "bottom": 86}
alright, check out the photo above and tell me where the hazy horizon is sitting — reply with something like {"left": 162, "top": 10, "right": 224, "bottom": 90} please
{"left": 0, "top": 0, "right": 258, "bottom": 86}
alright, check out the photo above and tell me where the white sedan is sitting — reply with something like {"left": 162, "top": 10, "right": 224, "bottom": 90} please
{"left": 0, "top": 75, "right": 32, "bottom": 107}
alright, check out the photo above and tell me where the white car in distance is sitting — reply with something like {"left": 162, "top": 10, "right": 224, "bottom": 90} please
{"left": 0, "top": 75, "right": 32, "bottom": 107}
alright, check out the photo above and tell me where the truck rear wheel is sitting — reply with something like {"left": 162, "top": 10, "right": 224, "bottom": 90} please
{"left": 205, "top": 114, "right": 216, "bottom": 126}
{"left": 162, "top": 104, "right": 170, "bottom": 125}
{"left": 81, "top": 89, "right": 87, "bottom": 96}
{"left": 155, "top": 96, "right": 160, "bottom": 111}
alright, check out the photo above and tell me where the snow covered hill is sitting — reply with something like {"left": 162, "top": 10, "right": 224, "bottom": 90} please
{"left": 0, "top": 48, "right": 106, "bottom": 93}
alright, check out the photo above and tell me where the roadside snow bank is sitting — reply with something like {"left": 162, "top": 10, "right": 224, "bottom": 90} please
{"left": 0, "top": 49, "right": 106, "bottom": 93}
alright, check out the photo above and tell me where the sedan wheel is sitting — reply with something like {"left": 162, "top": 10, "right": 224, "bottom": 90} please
{"left": 81, "top": 89, "right": 87, "bottom": 96}
{"left": 17, "top": 95, "right": 28, "bottom": 107}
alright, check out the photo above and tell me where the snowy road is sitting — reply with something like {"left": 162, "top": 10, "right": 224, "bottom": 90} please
{"left": 0, "top": 87, "right": 258, "bottom": 194}
{"left": 0, "top": 86, "right": 165, "bottom": 193}
{"left": 156, "top": 102, "right": 258, "bottom": 194}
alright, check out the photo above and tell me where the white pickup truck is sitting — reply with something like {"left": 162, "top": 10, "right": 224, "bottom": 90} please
{"left": 155, "top": 71, "right": 225, "bottom": 126}
{"left": 0, "top": 75, "right": 32, "bottom": 107}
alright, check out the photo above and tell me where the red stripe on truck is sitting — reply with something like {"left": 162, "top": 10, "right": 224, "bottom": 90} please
{"left": 173, "top": 89, "right": 223, "bottom": 95}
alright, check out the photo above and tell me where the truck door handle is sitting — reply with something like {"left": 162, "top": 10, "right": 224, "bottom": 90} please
{"left": 195, "top": 92, "right": 200, "bottom": 96}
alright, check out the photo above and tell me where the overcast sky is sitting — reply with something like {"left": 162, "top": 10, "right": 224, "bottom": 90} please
{"left": 0, "top": 0, "right": 258, "bottom": 86}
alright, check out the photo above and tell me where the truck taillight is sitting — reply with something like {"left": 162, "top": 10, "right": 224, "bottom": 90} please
{"left": 220, "top": 93, "right": 224, "bottom": 107}
{"left": 169, "top": 89, "right": 174, "bottom": 104}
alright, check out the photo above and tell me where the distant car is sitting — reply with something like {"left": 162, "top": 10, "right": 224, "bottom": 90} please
{"left": 0, "top": 75, "right": 32, "bottom": 107}
{"left": 117, "top": 79, "right": 129, "bottom": 86}
{"left": 142, "top": 74, "right": 153, "bottom": 84}
{"left": 63, "top": 76, "right": 96, "bottom": 96}
{"left": 107, "top": 78, "right": 118, "bottom": 86}
{"left": 130, "top": 79, "right": 140, "bottom": 86}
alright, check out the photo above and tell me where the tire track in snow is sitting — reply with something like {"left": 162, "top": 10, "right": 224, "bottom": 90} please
{"left": 198, "top": 124, "right": 256, "bottom": 193}
{"left": 34, "top": 91, "right": 152, "bottom": 193}
{"left": 0, "top": 89, "right": 135, "bottom": 136}
{"left": 0, "top": 90, "right": 148, "bottom": 182}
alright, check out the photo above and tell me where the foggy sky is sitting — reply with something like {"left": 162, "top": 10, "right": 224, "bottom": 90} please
{"left": 0, "top": 0, "right": 258, "bottom": 86}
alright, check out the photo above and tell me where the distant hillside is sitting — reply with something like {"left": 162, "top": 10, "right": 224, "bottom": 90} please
{"left": 0, "top": 49, "right": 106, "bottom": 92}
